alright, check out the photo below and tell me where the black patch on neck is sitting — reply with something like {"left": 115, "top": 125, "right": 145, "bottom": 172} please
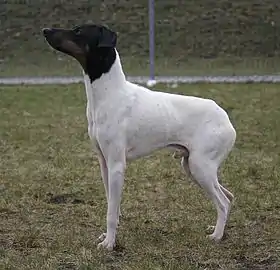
{"left": 83, "top": 47, "right": 116, "bottom": 83}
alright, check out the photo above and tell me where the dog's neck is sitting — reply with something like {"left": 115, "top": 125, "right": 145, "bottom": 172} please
{"left": 83, "top": 49, "right": 126, "bottom": 109}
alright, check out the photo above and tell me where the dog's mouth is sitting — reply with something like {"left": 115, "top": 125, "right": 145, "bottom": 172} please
{"left": 43, "top": 28, "right": 83, "bottom": 54}
{"left": 42, "top": 28, "right": 62, "bottom": 49}
{"left": 42, "top": 28, "right": 86, "bottom": 65}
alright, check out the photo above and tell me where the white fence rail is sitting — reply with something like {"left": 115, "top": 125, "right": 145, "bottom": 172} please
{"left": 1, "top": 75, "right": 280, "bottom": 85}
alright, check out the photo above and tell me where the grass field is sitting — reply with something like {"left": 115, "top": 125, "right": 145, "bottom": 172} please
{"left": 1, "top": 55, "right": 280, "bottom": 77}
{"left": 0, "top": 83, "right": 280, "bottom": 270}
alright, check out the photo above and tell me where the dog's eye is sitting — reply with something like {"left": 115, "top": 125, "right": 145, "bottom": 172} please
{"left": 75, "top": 29, "right": 81, "bottom": 35}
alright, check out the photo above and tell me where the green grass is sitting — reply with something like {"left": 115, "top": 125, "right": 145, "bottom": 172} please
{"left": 0, "top": 83, "right": 280, "bottom": 269}
{"left": 1, "top": 53, "right": 280, "bottom": 77}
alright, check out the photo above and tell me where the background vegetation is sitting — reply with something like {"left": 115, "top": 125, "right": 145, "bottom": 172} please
{"left": 1, "top": 1, "right": 280, "bottom": 76}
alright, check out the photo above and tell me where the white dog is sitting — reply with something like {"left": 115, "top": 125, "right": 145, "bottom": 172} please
{"left": 43, "top": 24, "right": 236, "bottom": 251}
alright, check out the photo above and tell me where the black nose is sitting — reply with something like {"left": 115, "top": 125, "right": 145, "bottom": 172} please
{"left": 42, "top": 28, "right": 52, "bottom": 36}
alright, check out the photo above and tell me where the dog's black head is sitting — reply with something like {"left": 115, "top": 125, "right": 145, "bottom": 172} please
{"left": 42, "top": 24, "right": 117, "bottom": 82}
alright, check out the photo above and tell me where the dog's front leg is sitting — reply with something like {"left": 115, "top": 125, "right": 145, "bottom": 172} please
{"left": 97, "top": 149, "right": 125, "bottom": 251}
{"left": 96, "top": 152, "right": 109, "bottom": 242}
{"left": 97, "top": 151, "right": 122, "bottom": 243}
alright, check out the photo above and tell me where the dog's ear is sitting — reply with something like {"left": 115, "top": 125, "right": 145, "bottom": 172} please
{"left": 98, "top": 26, "right": 117, "bottom": 48}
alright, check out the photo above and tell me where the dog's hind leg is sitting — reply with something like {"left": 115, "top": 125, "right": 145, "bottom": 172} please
{"left": 182, "top": 156, "right": 234, "bottom": 202}
{"left": 219, "top": 185, "right": 234, "bottom": 202}
{"left": 187, "top": 151, "right": 231, "bottom": 241}
{"left": 97, "top": 153, "right": 109, "bottom": 202}
{"left": 181, "top": 155, "right": 195, "bottom": 184}
{"left": 205, "top": 183, "right": 234, "bottom": 235}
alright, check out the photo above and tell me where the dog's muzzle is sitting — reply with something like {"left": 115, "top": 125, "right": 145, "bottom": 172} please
{"left": 42, "top": 28, "right": 53, "bottom": 37}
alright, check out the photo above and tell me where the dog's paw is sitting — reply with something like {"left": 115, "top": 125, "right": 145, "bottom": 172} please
{"left": 98, "top": 232, "right": 107, "bottom": 242}
{"left": 97, "top": 236, "right": 115, "bottom": 251}
{"left": 207, "top": 233, "right": 223, "bottom": 242}
{"left": 206, "top": 225, "right": 215, "bottom": 234}
{"left": 206, "top": 225, "right": 225, "bottom": 241}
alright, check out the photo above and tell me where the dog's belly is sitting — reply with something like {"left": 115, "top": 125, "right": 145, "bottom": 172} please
{"left": 126, "top": 142, "right": 166, "bottom": 160}
{"left": 124, "top": 101, "right": 187, "bottom": 160}
{"left": 125, "top": 127, "right": 179, "bottom": 160}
